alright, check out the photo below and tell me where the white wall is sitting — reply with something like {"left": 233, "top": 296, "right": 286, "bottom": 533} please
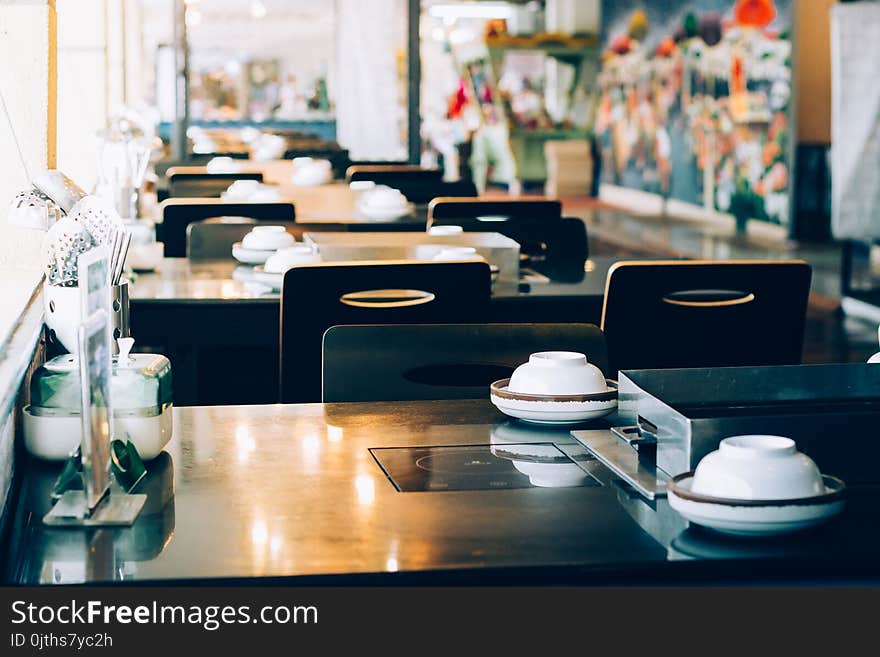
{"left": 0, "top": 0, "right": 55, "bottom": 339}
{"left": 56, "top": 0, "right": 108, "bottom": 192}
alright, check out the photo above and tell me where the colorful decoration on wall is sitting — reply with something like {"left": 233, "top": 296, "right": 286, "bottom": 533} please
{"left": 595, "top": 0, "right": 792, "bottom": 227}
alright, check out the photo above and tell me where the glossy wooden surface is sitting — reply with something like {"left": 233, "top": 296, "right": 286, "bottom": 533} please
{"left": 6, "top": 400, "right": 880, "bottom": 585}
{"left": 127, "top": 257, "right": 610, "bottom": 304}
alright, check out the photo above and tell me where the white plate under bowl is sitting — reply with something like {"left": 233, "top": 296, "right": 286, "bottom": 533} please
{"left": 667, "top": 473, "right": 846, "bottom": 537}
{"left": 232, "top": 243, "right": 275, "bottom": 265}
{"left": 489, "top": 379, "right": 617, "bottom": 425}
{"left": 251, "top": 265, "right": 284, "bottom": 290}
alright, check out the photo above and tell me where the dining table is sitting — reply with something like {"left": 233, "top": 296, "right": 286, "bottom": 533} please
{"left": 126, "top": 254, "right": 621, "bottom": 406}
{"left": 4, "top": 399, "right": 879, "bottom": 585}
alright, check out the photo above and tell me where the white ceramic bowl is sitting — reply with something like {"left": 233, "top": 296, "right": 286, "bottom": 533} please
{"left": 349, "top": 180, "right": 376, "bottom": 192}
{"left": 241, "top": 225, "right": 296, "bottom": 251}
{"left": 691, "top": 435, "right": 825, "bottom": 501}
{"left": 264, "top": 245, "right": 322, "bottom": 273}
{"left": 223, "top": 179, "right": 262, "bottom": 200}
{"left": 291, "top": 159, "right": 332, "bottom": 187}
{"left": 507, "top": 352, "right": 608, "bottom": 396}
{"left": 361, "top": 186, "right": 408, "bottom": 210}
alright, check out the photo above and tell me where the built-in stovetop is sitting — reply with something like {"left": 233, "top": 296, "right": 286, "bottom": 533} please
{"left": 370, "top": 443, "right": 601, "bottom": 492}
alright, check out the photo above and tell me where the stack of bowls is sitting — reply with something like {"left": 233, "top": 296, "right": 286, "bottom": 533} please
{"left": 667, "top": 435, "right": 846, "bottom": 536}
{"left": 490, "top": 351, "right": 617, "bottom": 425}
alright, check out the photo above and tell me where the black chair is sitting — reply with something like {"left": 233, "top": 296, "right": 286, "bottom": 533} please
{"left": 427, "top": 197, "right": 586, "bottom": 262}
{"left": 345, "top": 165, "right": 476, "bottom": 204}
{"left": 345, "top": 165, "right": 442, "bottom": 185}
{"left": 157, "top": 200, "right": 296, "bottom": 257}
{"left": 322, "top": 323, "right": 608, "bottom": 402}
{"left": 390, "top": 180, "right": 478, "bottom": 205}
{"left": 600, "top": 260, "right": 813, "bottom": 374}
{"left": 280, "top": 260, "right": 492, "bottom": 402}
{"left": 187, "top": 217, "right": 264, "bottom": 259}
{"left": 166, "top": 170, "right": 264, "bottom": 198}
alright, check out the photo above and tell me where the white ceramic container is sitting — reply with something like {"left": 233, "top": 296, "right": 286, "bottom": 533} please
{"left": 508, "top": 352, "right": 608, "bottom": 396}
{"left": 691, "top": 435, "right": 824, "bottom": 501}
{"left": 241, "top": 225, "right": 296, "bottom": 251}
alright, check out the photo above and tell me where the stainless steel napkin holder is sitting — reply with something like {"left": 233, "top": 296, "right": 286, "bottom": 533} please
{"left": 573, "top": 364, "right": 880, "bottom": 500}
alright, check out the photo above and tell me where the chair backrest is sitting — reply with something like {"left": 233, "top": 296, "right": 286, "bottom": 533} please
{"left": 280, "top": 260, "right": 492, "bottom": 402}
{"left": 392, "top": 180, "right": 478, "bottom": 205}
{"left": 345, "top": 165, "right": 442, "bottom": 184}
{"left": 427, "top": 197, "right": 567, "bottom": 257}
{"left": 322, "top": 323, "right": 608, "bottom": 402}
{"left": 428, "top": 197, "right": 562, "bottom": 223}
{"left": 166, "top": 170, "right": 264, "bottom": 198}
{"left": 186, "top": 217, "right": 264, "bottom": 259}
{"left": 158, "top": 200, "right": 296, "bottom": 256}
{"left": 600, "top": 260, "right": 813, "bottom": 374}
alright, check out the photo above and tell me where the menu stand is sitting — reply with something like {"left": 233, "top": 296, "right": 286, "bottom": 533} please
{"left": 43, "top": 246, "right": 146, "bottom": 528}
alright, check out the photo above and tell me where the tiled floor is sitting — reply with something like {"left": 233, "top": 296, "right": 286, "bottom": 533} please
{"left": 566, "top": 199, "right": 879, "bottom": 365}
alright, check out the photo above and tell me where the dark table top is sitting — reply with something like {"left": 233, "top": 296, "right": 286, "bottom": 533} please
{"left": 5, "top": 400, "right": 880, "bottom": 585}
{"left": 127, "top": 256, "right": 614, "bottom": 304}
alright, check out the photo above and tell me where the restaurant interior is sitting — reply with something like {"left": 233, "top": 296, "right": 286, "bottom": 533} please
{"left": 1, "top": 0, "right": 880, "bottom": 587}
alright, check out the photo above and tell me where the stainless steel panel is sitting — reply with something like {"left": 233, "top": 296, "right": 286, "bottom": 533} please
{"left": 304, "top": 231, "right": 521, "bottom": 281}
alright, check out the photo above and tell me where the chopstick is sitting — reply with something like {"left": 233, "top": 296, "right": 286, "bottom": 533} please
{"left": 111, "top": 229, "right": 131, "bottom": 285}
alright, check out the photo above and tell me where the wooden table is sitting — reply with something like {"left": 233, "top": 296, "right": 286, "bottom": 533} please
{"left": 6, "top": 399, "right": 877, "bottom": 585}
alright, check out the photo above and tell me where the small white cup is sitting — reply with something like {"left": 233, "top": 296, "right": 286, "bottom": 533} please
{"left": 241, "top": 225, "right": 296, "bottom": 251}
{"left": 691, "top": 435, "right": 825, "bottom": 500}
{"left": 264, "top": 245, "right": 321, "bottom": 273}
{"left": 507, "top": 352, "right": 607, "bottom": 396}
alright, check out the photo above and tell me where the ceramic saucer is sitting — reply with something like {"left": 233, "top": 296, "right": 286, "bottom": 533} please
{"left": 251, "top": 265, "right": 284, "bottom": 290}
{"left": 667, "top": 472, "right": 846, "bottom": 537}
{"left": 232, "top": 242, "right": 275, "bottom": 265}
{"left": 489, "top": 378, "right": 617, "bottom": 425}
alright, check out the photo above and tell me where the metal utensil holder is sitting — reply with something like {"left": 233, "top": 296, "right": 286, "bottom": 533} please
{"left": 112, "top": 280, "right": 130, "bottom": 351}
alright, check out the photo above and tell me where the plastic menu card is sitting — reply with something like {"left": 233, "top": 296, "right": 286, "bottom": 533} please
{"left": 77, "top": 247, "right": 113, "bottom": 513}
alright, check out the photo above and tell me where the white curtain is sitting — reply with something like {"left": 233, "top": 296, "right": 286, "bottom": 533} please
{"left": 832, "top": 2, "right": 880, "bottom": 239}
{"left": 335, "top": 0, "right": 407, "bottom": 161}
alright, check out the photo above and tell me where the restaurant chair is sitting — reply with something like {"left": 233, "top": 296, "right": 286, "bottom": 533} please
{"left": 345, "top": 164, "right": 443, "bottom": 185}
{"left": 321, "top": 323, "right": 608, "bottom": 402}
{"left": 157, "top": 199, "right": 296, "bottom": 257}
{"left": 427, "top": 198, "right": 587, "bottom": 262}
{"left": 187, "top": 217, "right": 264, "bottom": 260}
{"left": 600, "top": 260, "right": 813, "bottom": 374}
{"left": 280, "top": 260, "right": 492, "bottom": 403}
{"left": 166, "top": 169, "right": 264, "bottom": 198}
{"left": 345, "top": 165, "right": 477, "bottom": 204}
